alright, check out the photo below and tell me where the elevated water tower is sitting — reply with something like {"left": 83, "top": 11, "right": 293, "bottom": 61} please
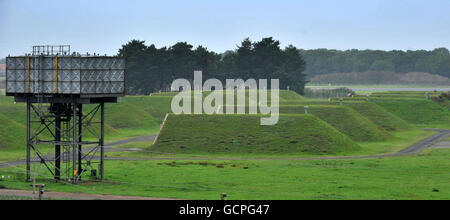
{"left": 5, "top": 45, "right": 125, "bottom": 183}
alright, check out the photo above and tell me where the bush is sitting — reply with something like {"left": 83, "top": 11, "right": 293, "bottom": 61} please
{"left": 304, "top": 87, "right": 354, "bottom": 99}
{"left": 431, "top": 92, "right": 450, "bottom": 102}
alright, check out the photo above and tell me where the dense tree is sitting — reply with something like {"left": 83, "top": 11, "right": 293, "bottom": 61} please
{"left": 119, "top": 38, "right": 308, "bottom": 95}
{"left": 118, "top": 38, "right": 450, "bottom": 95}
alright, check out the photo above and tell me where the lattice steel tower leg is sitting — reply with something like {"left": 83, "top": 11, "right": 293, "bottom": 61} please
{"left": 78, "top": 104, "right": 83, "bottom": 181}
{"left": 100, "top": 102, "right": 105, "bottom": 181}
{"left": 26, "top": 99, "right": 31, "bottom": 182}
{"left": 72, "top": 102, "right": 77, "bottom": 183}
{"left": 55, "top": 104, "right": 61, "bottom": 180}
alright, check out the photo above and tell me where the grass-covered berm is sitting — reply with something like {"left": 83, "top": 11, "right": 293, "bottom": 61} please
{"left": 1, "top": 90, "right": 448, "bottom": 156}
{"left": 0, "top": 90, "right": 449, "bottom": 200}
{"left": 331, "top": 93, "right": 450, "bottom": 128}
{"left": 152, "top": 114, "right": 360, "bottom": 155}
{"left": 278, "top": 105, "right": 392, "bottom": 142}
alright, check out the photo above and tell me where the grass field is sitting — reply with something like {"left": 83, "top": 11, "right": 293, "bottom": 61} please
{"left": 0, "top": 148, "right": 448, "bottom": 200}
{"left": 0, "top": 90, "right": 449, "bottom": 200}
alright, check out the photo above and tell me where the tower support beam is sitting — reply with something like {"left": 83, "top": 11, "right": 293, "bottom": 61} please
{"left": 55, "top": 104, "right": 61, "bottom": 180}
{"left": 72, "top": 102, "right": 77, "bottom": 183}
{"left": 26, "top": 99, "right": 31, "bottom": 182}
{"left": 78, "top": 104, "right": 83, "bottom": 180}
{"left": 100, "top": 102, "right": 105, "bottom": 181}
{"left": 25, "top": 101, "right": 107, "bottom": 183}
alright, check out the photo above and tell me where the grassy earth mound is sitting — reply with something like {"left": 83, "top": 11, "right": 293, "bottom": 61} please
{"left": 373, "top": 99, "right": 450, "bottom": 128}
{"left": 278, "top": 105, "right": 392, "bottom": 142}
{"left": 120, "top": 96, "right": 173, "bottom": 124}
{"left": 105, "top": 101, "right": 160, "bottom": 130}
{"left": 0, "top": 112, "right": 26, "bottom": 150}
{"left": 345, "top": 102, "right": 415, "bottom": 131}
{"left": 151, "top": 90, "right": 305, "bottom": 104}
{"left": 152, "top": 114, "right": 360, "bottom": 155}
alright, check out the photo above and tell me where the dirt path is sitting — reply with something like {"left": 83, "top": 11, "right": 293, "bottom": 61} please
{"left": 0, "top": 189, "right": 176, "bottom": 200}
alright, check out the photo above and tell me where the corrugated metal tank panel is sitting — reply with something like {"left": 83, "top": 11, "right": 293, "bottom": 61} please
{"left": 6, "top": 56, "right": 125, "bottom": 95}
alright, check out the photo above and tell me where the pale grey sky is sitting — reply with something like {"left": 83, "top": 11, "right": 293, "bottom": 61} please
{"left": 1, "top": 0, "right": 449, "bottom": 58}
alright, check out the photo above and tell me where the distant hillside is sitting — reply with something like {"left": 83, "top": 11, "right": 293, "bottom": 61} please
{"left": 300, "top": 48, "right": 450, "bottom": 79}
{"left": 0, "top": 58, "right": 5, "bottom": 64}
{"left": 309, "top": 71, "right": 450, "bottom": 85}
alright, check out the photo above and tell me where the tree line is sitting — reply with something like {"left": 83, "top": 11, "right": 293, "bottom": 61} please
{"left": 119, "top": 38, "right": 306, "bottom": 95}
{"left": 118, "top": 38, "right": 450, "bottom": 95}
{"left": 300, "top": 48, "right": 450, "bottom": 79}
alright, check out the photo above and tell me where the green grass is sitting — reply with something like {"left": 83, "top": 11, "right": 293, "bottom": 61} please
{"left": 356, "top": 129, "right": 434, "bottom": 155}
{"left": 345, "top": 102, "right": 415, "bottom": 132}
{"left": 105, "top": 129, "right": 433, "bottom": 159}
{"left": 153, "top": 114, "right": 360, "bottom": 155}
{"left": 279, "top": 90, "right": 306, "bottom": 102}
{"left": 327, "top": 92, "right": 449, "bottom": 129}
{"left": 101, "top": 102, "right": 160, "bottom": 137}
{"left": 1, "top": 149, "right": 449, "bottom": 200}
{"left": 279, "top": 105, "right": 392, "bottom": 142}
{"left": 0, "top": 100, "right": 121, "bottom": 142}
{"left": 105, "top": 102, "right": 158, "bottom": 130}
{"left": 374, "top": 100, "right": 450, "bottom": 128}
{"left": 1, "top": 91, "right": 449, "bottom": 200}
{"left": 151, "top": 89, "right": 305, "bottom": 100}
{"left": 0, "top": 112, "right": 26, "bottom": 151}
{"left": 120, "top": 96, "right": 173, "bottom": 125}
{"left": 0, "top": 109, "right": 55, "bottom": 163}
{"left": 0, "top": 150, "right": 28, "bottom": 163}
{"left": 0, "top": 96, "right": 167, "bottom": 150}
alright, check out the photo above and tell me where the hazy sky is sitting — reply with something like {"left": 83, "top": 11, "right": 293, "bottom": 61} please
{"left": 1, "top": 0, "right": 449, "bottom": 58}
